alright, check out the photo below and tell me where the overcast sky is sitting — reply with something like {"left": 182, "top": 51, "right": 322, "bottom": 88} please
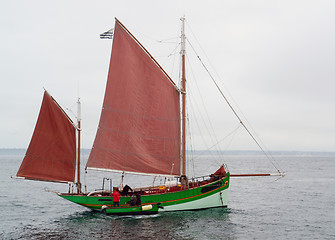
{"left": 1, "top": 0, "right": 334, "bottom": 152}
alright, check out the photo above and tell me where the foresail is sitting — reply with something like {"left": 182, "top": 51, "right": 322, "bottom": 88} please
{"left": 17, "top": 91, "right": 76, "bottom": 183}
{"left": 87, "top": 19, "right": 181, "bottom": 176}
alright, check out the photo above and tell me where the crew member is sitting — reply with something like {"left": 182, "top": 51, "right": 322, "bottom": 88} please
{"left": 113, "top": 187, "right": 120, "bottom": 207}
{"left": 121, "top": 184, "right": 133, "bottom": 196}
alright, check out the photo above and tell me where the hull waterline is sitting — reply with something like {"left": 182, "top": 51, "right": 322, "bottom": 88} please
{"left": 58, "top": 174, "right": 229, "bottom": 215}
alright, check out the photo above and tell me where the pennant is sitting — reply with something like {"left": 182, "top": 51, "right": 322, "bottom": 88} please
{"left": 100, "top": 28, "right": 114, "bottom": 39}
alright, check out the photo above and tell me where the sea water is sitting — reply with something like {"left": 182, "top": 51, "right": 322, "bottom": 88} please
{"left": 1, "top": 149, "right": 334, "bottom": 239}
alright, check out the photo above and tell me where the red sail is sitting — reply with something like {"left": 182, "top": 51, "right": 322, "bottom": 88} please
{"left": 87, "top": 20, "right": 181, "bottom": 176}
{"left": 17, "top": 91, "right": 76, "bottom": 183}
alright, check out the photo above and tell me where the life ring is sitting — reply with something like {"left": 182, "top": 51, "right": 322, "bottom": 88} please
{"left": 159, "top": 186, "right": 166, "bottom": 190}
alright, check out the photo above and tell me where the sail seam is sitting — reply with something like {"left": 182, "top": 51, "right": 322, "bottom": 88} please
{"left": 91, "top": 146, "right": 180, "bottom": 159}
{"left": 98, "top": 126, "right": 180, "bottom": 140}
{"left": 102, "top": 106, "right": 180, "bottom": 121}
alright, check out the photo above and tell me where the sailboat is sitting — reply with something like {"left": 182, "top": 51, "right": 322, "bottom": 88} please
{"left": 15, "top": 18, "right": 281, "bottom": 215}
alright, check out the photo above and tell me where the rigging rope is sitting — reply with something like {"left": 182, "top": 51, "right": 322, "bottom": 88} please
{"left": 186, "top": 54, "right": 225, "bottom": 156}
{"left": 191, "top": 124, "right": 241, "bottom": 162}
{"left": 187, "top": 39, "right": 283, "bottom": 176}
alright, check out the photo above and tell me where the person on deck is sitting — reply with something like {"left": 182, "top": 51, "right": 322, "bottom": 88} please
{"left": 180, "top": 175, "right": 188, "bottom": 190}
{"left": 121, "top": 184, "right": 133, "bottom": 196}
{"left": 129, "top": 194, "right": 137, "bottom": 206}
{"left": 113, "top": 188, "right": 120, "bottom": 207}
{"left": 135, "top": 192, "right": 141, "bottom": 205}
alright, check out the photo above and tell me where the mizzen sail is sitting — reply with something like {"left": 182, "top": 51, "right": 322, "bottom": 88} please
{"left": 86, "top": 19, "right": 181, "bottom": 176}
{"left": 17, "top": 91, "right": 76, "bottom": 183}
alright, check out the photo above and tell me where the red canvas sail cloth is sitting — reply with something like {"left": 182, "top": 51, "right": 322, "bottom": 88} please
{"left": 87, "top": 20, "right": 181, "bottom": 176}
{"left": 17, "top": 91, "right": 76, "bottom": 182}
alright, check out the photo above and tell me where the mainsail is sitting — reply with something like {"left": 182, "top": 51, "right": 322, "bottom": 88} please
{"left": 87, "top": 19, "right": 181, "bottom": 176}
{"left": 17, "top": 91, "right": 76, "bottom": 183}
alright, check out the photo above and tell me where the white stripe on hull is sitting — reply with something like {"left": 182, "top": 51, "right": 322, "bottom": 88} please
{"left": 160, "top": 188, "right": 228, "bottom": 212}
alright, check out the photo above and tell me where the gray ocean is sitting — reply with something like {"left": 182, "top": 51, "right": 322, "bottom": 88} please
{"left": 1, "top": 149, "right": 334, "bottom": 239}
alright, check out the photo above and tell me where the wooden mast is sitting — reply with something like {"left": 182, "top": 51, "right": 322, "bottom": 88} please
{"left": 181, "top": 17, "right": 186, "bottom": 176}
{"left": 77, "top": 98, "right": 82, "bottom": 194}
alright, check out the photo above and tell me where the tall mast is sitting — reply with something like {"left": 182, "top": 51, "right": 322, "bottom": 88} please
{"left": 77, "top": 98, "right": 82, "bottom": 194}
{"left": 181, "top": 17, "right": 186, "bottom": 176}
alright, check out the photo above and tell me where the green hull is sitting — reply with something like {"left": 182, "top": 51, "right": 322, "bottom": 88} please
{"left": 59, "top": 174, "right": 229, "bottom": 215}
